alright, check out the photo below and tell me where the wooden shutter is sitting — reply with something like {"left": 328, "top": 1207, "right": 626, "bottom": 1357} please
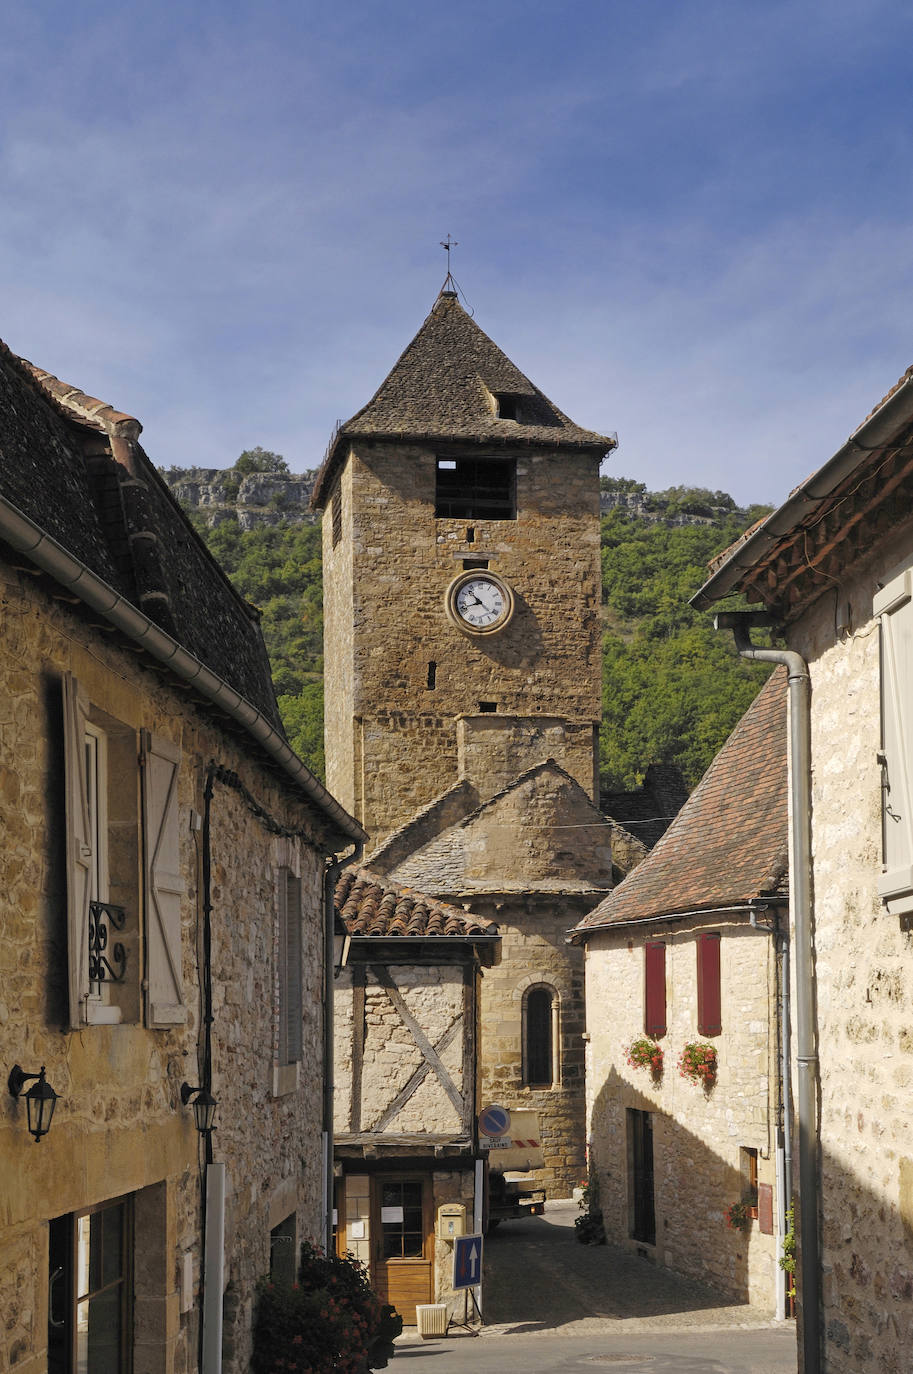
{"left": 63, "top": 674, "right": 92, "bottom": 1029}
{"left": 142, "top": 731, "right": 186, "bottom": 1026}
{"left": 696, "top": 932, "right": 722, "bottom": 1036}
{"left": 284, "top": 872, "right": 303, "bottom": 1064}
{"left": 758, "top": 1182, "right": 774, "bottom": 1236}
{"left": 644, "top": 942, "right": 666, "bottom": 1037}
{"left": 875, "top": 569, "right": 913, "bottom": 909}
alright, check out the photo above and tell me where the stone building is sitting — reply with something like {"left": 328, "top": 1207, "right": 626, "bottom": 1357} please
{"left": 571, "top": 672, "right": 789, "bottom": 1313}
{"left": 310, "top": 288, "right": 618, "bottom": 1197}
{"left": 332, "top": 868, "right": 499, "bottom": 1325}
{"left": 692, "top": 364, "right": 913, "bottom": 1372}
{"left": 0, "top": 344, "right": 364, "bottom": 1373}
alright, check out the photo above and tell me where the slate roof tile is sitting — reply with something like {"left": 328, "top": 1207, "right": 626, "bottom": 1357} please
{"left": 572, "top": 669, "right": 788, "bottom": 934}
{"left": 0, "top": 341, "right": 284, "bottom": 733}
{"left": 312, "top": 291, "right": 614, "bottom": 507}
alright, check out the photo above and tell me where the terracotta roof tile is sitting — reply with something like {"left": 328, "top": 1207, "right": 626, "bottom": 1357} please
{"left": 336, "top": 868, "right": 500, "bottom": 939}
{"left": 312, "top": 292, "right": 614, "bottom": 507}
{"left": 572, "top": 669, "right": 788, "bottom": 934}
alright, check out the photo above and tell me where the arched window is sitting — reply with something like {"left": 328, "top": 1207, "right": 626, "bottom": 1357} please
{"left": 523, "top": 985, "right": 558, "bottom": 1088}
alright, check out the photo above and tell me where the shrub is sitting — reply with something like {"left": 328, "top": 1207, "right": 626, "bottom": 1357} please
{"left": 253, "top": 1241, "right": 402, "bottom": 1373}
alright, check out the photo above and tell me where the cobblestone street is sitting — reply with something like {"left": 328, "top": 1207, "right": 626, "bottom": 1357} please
{"left": 393, "top": 1202, "right": 797, "bottom": 1373}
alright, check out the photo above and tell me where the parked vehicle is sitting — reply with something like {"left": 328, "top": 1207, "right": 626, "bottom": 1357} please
{"left": 481, "top": 1109, "right": 546, "bottom": 1231}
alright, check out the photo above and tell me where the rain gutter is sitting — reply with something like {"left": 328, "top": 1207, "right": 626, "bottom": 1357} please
{"left": 691, "top": 373, "right": 913, "bottom": 613}
{"left": 0, "top": 493, "right": 366, "bottom": 843}
{"left": 715, "top": 611, "right": 819, "bottom": 1374}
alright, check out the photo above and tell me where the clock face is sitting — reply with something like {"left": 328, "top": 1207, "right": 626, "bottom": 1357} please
{"left": 446, "top": 572, "right": 514, "bottom": 635}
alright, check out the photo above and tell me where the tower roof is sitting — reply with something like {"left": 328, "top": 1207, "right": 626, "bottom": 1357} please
{"left": 311, "top": 290, "right": 615, "bottom": 507}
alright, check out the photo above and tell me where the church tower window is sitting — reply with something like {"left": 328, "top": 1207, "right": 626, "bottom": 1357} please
{"left": 435, "top": 456, "right": 516, "bottom": 520}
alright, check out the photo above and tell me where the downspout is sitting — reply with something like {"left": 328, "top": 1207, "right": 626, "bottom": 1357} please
{"left": 716, "top": 613, "right": 819, "bottom": 1372}
{"left": 324, "top": 845, "right": 363, "bottom": 1254}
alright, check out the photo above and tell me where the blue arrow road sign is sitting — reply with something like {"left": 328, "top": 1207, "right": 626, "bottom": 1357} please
{"left": 452, "top": 1233, "right": 484, "bottom": 1290}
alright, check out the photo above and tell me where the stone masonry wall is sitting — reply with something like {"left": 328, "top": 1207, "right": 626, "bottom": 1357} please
{"left": 786, "top": 527, "right": 913, "bottom": 1371}
{"left": 334, "top": 964, "right": 466, "bottom": 1136}
{"left": 472, "top": 894, "right": 590, "bottom": 1199}
{"left": 0, "top": 564, "right": 334, "bottom": 1374}
{"left": 584, "top": 919, "right": 781, "bottom": 1311}
{"left": 321, "top": 441, "right": 602, "bottom": 847}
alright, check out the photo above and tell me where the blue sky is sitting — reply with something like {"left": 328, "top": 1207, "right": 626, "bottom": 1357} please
{"left": 2, "top": 1, "right": 913, "bottom": 506}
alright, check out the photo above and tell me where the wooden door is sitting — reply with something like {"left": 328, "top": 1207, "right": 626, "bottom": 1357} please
{"left": 371, "top": 1175, "right": 433, "bottom": 1326}
{"left": 630, "top": 1108, "right": 656, "bottom": 1245}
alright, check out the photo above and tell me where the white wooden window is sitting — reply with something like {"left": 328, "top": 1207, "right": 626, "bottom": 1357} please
{"left": 141, "top": 730, "right": 186, "bottom": 1026}
{"left": 63, "top": 674, "right": 184, "bottom": 1028}
{"left": 875, "top": 567, "right": 913, "bottom": 914}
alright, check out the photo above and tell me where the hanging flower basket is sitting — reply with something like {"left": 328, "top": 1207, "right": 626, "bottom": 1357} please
{"left": 724, "top": 1200, "right": 752, "bottom": 1233}
{"left": 678, "top": 1041, "right": 717, "bottom": 1086}
{"left": 625, "top": 1037, "right": 664, "bottom": 1077}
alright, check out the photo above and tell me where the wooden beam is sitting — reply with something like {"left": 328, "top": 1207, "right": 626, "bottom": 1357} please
{"left": 351, "top": 966, "right": 366, "bottom": 1134}
{"left": 369, "top": 1018, "right": 461, "bottom": 1131}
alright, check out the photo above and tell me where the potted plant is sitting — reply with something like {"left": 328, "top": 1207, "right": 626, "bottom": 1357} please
{"left": 678, "top": 1041, "right": 717, "bottom": 1086}
{"left": 725, "top": 1200, "right": 752, "bottom": 1233}
{"left": 625, "top": 1037, "right": 664, "bottom": 1077}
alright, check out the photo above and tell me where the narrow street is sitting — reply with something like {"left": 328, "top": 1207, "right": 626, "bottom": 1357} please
{"left": 394, "top": 1202, "right": 797, "bottom": 1373}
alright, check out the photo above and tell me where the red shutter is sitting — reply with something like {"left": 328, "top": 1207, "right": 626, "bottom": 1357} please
{"left": 758, "top": 1183, "right": 774, "bottom": 1235}
{"left": 644, "top": 943, "right": 667, "bottom": 1037}
{"left": 697, "top": 932, "right": 722, "bottom": 1035}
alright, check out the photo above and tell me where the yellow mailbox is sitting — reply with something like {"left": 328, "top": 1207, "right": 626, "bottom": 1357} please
{"left": 436, "top": 1203, "right": 466, "bottom": 1240}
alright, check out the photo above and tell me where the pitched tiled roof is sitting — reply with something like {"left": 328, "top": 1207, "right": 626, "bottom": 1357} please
{"left": 379, "top": 759, "right": 615, "bottom": 896}
{"left": 692, "top": 364, "right": 913, "bottom": 620}
{"left": 337, "top": 868, "right": 499, "bottom": 940}
{"left": 312, "top": 291, "right": 614, "bottom": 507}
{"left": 572, "top": 670, "right": 788, "bottom": 935}
{"left": 0, "top": 342, "right": 286, "bottom": 734}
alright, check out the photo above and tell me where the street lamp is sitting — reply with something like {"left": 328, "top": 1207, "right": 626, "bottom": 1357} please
{"left": 180, "top": 1083, "right": 217, "bottom": 1135}
{"left": 8, "top": 1065, "right": 59, "bottom": 1142}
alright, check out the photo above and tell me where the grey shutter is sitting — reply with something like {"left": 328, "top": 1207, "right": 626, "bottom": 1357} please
{"left": 142, "top": 731, "right": 186, "bottom": 1025}
{"left": 62, "top": 673, "right": 92, "bottom": 1028}
{"left": 875, "top": 569, "right": 913, "bottom": 910}
{"left": 286, "top": 873, "right": 303, "bottom": 1064}
{"left": 278, "top": 869, "right": 303, "bottom": 1065}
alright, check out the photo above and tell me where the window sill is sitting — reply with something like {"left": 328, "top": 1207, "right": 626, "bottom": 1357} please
{"left": 272, "top": 1062, "right": 300, "bottom": 1098}
{"left": 85, "top": 1002, "right": 123, "bottom": 1025}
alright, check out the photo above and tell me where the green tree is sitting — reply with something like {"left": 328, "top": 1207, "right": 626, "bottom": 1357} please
{"left": 233, "top": 446, "right": 290, "bottom": 476}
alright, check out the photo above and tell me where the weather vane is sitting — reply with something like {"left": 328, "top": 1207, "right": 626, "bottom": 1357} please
{"left": 440, "top": 235, "right": 458, "bottom": 291}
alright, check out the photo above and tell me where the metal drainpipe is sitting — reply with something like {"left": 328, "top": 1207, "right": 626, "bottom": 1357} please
{"left": 324, "top": 845, "right": 362, "bottom": 1253}
{"left": 716, "top": 614, "right": 820, "bottom": 1373}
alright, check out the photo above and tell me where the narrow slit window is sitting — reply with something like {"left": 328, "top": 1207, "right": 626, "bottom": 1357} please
{"left": 524, "top": 986, "right": 556, "bottom": 1087}
{"left": 426, "top": 662, "right": 437, "bottom": 690}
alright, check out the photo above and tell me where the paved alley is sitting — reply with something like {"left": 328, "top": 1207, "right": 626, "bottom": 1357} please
{"left": 393, "top": 1201, "right": 796, "bottom": 1373}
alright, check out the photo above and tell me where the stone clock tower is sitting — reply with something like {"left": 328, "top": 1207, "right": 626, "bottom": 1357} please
{"left": 312, "top": 288, "right": 618, "bottom": 1197}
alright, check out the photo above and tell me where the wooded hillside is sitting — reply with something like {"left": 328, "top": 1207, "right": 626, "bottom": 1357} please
{"left": 176, "top": 465, "right": 773, "bottom": 793}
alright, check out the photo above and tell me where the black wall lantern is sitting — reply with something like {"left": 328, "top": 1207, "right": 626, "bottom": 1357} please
{"left": 181, "top": 1082, "right": 217, "bottom": 1135}
{"left": 8, "top": 1065, "right": 59, "bottom": 1142}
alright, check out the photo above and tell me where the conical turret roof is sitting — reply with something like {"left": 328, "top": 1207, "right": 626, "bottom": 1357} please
{"left": 312, "top": 290, "right": 614, "bottom": 507}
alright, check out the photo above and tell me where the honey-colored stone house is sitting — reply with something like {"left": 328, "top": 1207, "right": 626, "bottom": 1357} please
{"left": 693, "top": 364, "right": 913, "bottom": 1373}
{"left": 0, "top": 344, "right": 365, "bottom": 1374}
{"left": 571, "top": 671, "right": 789, "bottom": 1314}
{"left": 332, "top": 868, "right": 499, "bottom": 1325}
{"left": 311, "top": 289, "right": 620, "bottom": 1199}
